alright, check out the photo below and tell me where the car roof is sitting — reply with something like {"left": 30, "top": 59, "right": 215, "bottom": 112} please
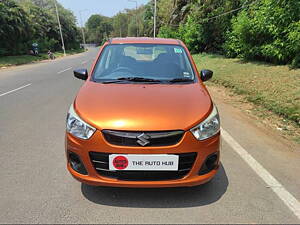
{"left": 109, "top": 37, "right": 182, "bottom": 45}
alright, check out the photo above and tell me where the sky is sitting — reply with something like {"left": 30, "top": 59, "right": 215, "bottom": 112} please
{"left": 58, "top": 0, "right": 150, "bottom": 26}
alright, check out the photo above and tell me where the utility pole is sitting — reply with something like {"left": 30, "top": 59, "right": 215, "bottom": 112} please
{"left": 54, "top": 0, "right": 66, "bottom": 56}
{"left": 118, "top": 14, "right": 122, "bottom": 37}
{"left": 128, "top": 0, "right": 138, "bottom": 37}
{"left": 79, "top": 9, "right": 89, "bottom": 50}
{"left": 153, "top": 0, "right": 157, "bottom": 38}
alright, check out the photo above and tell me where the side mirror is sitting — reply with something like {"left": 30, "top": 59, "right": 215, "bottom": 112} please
{"left": 200, "top": 69, "right": 213, "bottom": 82}
{"left": 74, "top": 69, "right": 88, "bottom": 80}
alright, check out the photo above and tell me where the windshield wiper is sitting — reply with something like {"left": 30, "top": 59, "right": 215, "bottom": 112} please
{"left": 101, "top": 77, "right": 193, "bottom": 84}
{"left": 167, "top": 78, "right": 194, "bottom": 83}
{"left": 101, "top": 80, "right": 128, "bottom": 84}
{"left": 101, "top": 77, "right": 162, "bottom": 84}
{"left": 116, "top": 77, "right": 162, "bottom": 82}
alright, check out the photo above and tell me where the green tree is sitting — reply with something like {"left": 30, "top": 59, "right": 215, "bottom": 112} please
{"left": 86, "top": 14, "right": 113, "bottom": 44}
{"left": 142, "top": 2, "right": 154, "bottom": 36}
{"left": 112, "top": 12, "right": 129, "bottom": 37}
{"left": 224, "top": 0, "right": 300, "bottom": 67}
{"left": 1, "top": 0, "right": 81, "bottom": 56}
{"left": 18, "top": 1, "right": 60, "bottom": 51}
{"left": 0, "top": 0, "right": 31, "bottom": 55}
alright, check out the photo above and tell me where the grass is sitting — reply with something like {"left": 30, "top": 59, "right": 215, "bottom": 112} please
{"left": 0, "top": 48, "right": 85, "bottom": 68}
{"left": 193, "top": 53, "right": 300, "bottom": 127}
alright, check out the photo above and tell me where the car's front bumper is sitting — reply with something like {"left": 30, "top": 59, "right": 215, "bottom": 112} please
{"left": 65, "top": 130, "right": 220, "bottom": 188}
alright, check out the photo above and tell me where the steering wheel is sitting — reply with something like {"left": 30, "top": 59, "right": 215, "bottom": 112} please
{"left": 111, "top": 66, "right": 135, "bottom": 74}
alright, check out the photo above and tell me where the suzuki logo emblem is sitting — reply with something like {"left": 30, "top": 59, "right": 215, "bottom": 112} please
{"left": 137, "top": 133, "right": 150, "bottom": 146}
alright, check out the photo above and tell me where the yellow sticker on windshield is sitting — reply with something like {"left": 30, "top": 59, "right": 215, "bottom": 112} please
{"left": 174, "top": 48, "right": 183, "bottom": 54}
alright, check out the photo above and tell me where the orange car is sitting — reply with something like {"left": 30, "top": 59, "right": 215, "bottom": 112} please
{"left": 65, "top": 37, "right": 220, "bottom": 187}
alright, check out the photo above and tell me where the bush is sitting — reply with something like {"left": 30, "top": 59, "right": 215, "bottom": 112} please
{"left": 178, "top": 15, "right": 204, "bottom": 53}
{"left": 157, "top": 25, "right": 180, "bottom": 39}
{"left": 224, "top": 0, "right": 300, "bottom": 67}
{"left": 288, "top": 21, "right": 300, "bottom": 68}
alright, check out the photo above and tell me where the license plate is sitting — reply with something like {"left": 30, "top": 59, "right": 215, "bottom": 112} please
{"left": 109, "top": 154, "right": 179, "bottom": 171}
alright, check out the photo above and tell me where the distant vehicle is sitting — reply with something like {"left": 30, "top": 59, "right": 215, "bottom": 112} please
{"left": 48, "top": 50, "right": 55, "bottom": 60}
{"left": 31, "top": 43, "right": 39, "bottom": 56}
{"left": 65, "top": 37, "right": 220, "bottom": 188}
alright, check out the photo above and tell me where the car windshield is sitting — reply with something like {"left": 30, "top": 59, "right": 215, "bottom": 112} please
{"left": 92, "top": 44, "right": 195, "bottom": 83}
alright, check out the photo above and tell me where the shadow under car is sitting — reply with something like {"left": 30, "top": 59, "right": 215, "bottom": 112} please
{"left": 81, "top": 163, "right": 228, "bottom": 208}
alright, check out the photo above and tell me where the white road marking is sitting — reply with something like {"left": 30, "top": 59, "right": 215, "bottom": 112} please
{"left": 0, "top": 83, "right": 32, "bottom": 97}
{"left": 221, "top": 127, "right": 300, "bottom": 220}
{"left": 57, "top": 67, "right": 72, "bottom": 74}
{"left": 81, "top": 60, "right": 87, "bottom": 64}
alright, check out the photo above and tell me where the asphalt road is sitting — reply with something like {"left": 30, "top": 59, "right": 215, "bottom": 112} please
{"left": 0, "top": 48, "right": 299, "bottom": 224}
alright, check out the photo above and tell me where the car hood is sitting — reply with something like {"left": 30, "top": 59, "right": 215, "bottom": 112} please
{"left": 74, "top": 81, "right": 212, "bottom": 131}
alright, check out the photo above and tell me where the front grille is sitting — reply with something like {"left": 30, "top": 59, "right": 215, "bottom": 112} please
{"left": 89, "top": 152, "right": 197, "bottom": 181}
{"left": 102, "top": 130, "right": 184, "bottom": 147}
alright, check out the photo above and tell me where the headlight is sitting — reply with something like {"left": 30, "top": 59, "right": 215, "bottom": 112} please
{"left": 66, "top": 104, "right": 96, "bottom": 139}
{"left": 190, "top": 104, "right": 220, "bottom": 140}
